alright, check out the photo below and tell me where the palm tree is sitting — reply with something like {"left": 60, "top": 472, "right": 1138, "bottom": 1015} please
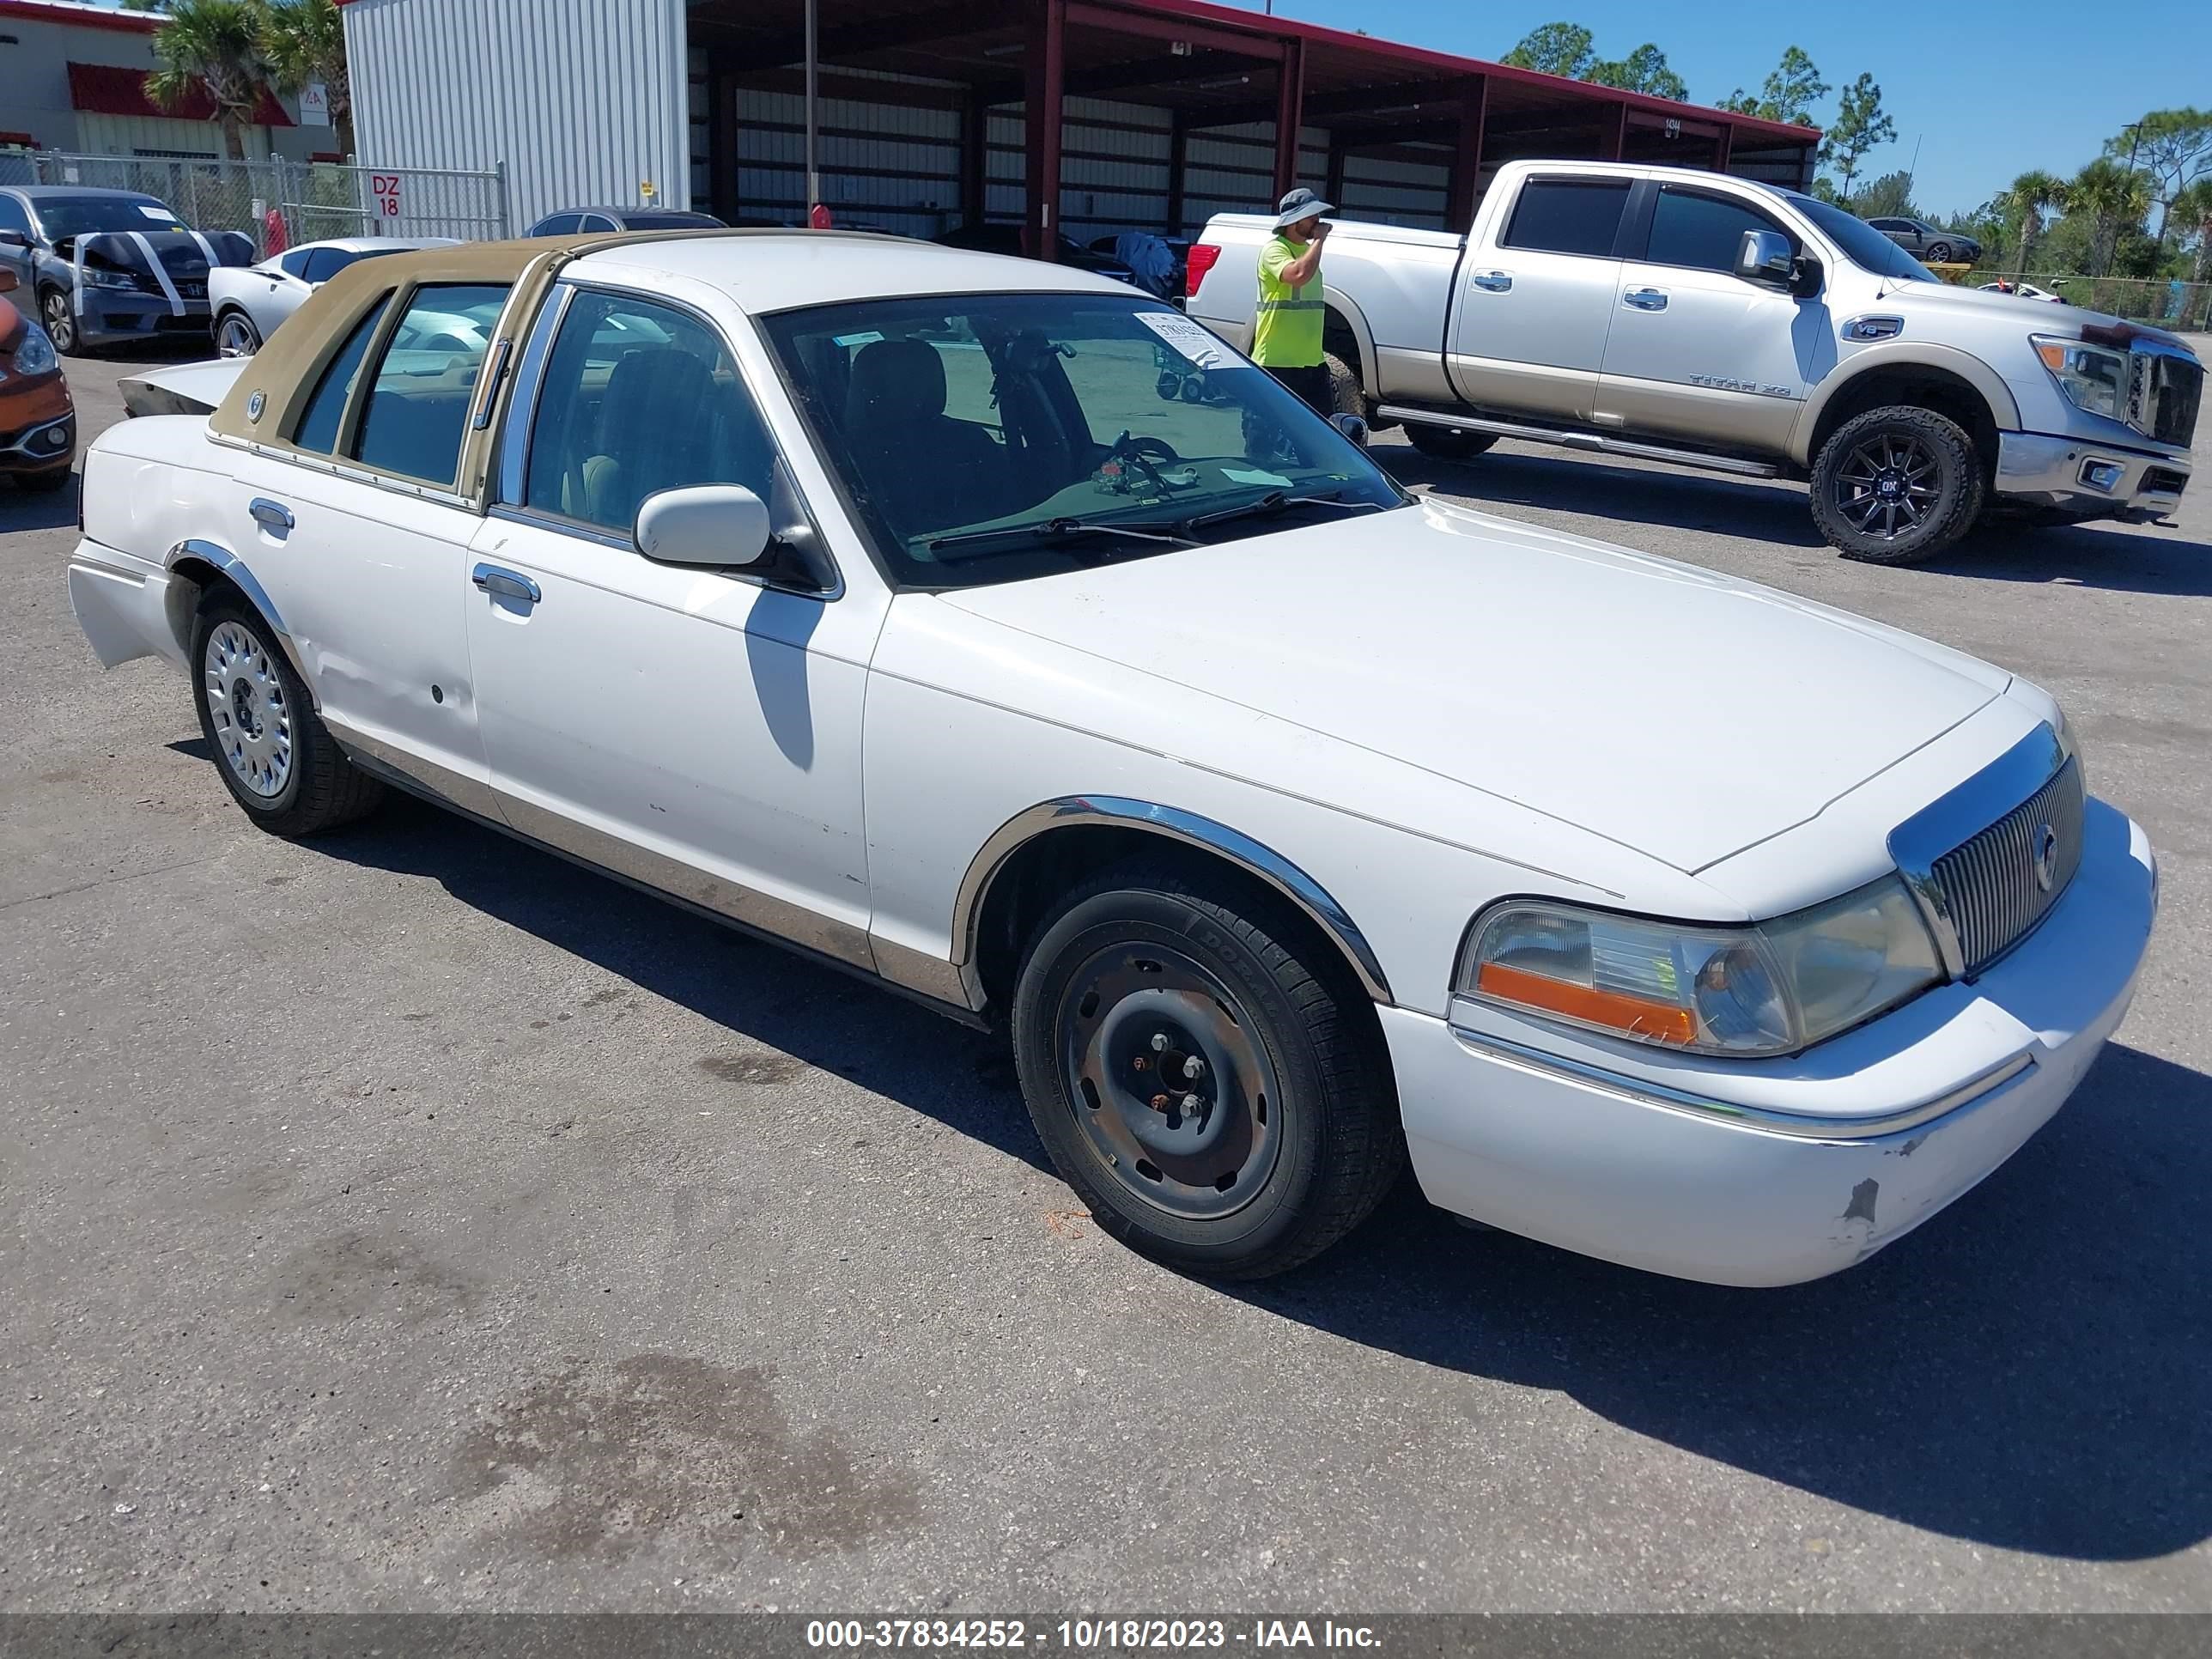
{"left": 1999, "top": 169, "right": 2066, "bottom": 283}
{"left": 146, "top": 0, "right": 275, "bottom": 163}
{"left": 2174, "top": 177, "right": 2212, "bottom": 287}
{"left": 255, "top": 0, "right": 352, "bottom": 158}
{"left": 2068, "top": 156, "right": 2152, "bottom": 276}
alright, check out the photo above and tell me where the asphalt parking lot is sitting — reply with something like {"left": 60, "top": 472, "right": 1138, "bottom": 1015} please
{"left": 4, "top": 345, "right": 2209, "bottom": 1615}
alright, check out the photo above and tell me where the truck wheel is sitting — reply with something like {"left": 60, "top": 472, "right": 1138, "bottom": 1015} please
{"left": 1323, "top": 352, "right": 1366, "bottom": 419}
{"left": 1011, "top": 858, "right": 1403, "bottom": 1279}
{"left": 1809, "top": 405, "right": 1984, "bottom": 566}
{"left": 40, "top": 287, "right": 82, "bottom": 356}
{"left": 191, "top": 588, "right": 385, "bottom": 837}
{"left": 1405, "top": 424, "right": 1498, "bottom": 461}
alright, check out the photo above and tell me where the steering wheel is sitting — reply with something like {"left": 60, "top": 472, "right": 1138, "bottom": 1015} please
{"left": 1120, "top": 434, "right": 1183, "bottom": 465}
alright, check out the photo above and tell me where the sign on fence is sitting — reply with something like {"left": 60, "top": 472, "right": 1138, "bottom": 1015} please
{"left": 300, "top": 82, "right": 331, "bottom": 127}
{"left": 372, "top": 174, "right": 403, "bottom": 218}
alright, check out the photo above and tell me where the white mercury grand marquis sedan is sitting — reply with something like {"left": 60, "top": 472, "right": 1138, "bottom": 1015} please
{"left": 66, "top": 231, "right": 2158, "bottom": 1285}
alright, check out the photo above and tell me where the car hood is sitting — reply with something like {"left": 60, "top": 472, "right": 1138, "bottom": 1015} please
{"left": 936, "top": 499, "right": 2011, "bottom": 872}
{"left": 1888, "top": 280, "right": 2148, "bottom": 334}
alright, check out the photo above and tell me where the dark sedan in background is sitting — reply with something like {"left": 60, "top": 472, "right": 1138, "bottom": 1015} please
{"left": 1866, "top": 216, "right": 1984, "bottom": 265}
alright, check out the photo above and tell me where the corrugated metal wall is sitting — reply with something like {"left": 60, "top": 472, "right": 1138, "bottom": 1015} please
{"left": 345, "top": 0, "right": 690, "bottom": 234}
{"left": 732, "top": 67, "right": 965, "bottom": 237}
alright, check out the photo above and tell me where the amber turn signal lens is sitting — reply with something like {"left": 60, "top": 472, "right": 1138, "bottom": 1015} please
{"left": 1475, "top": 961, "right": 1698, "bottom": 1046}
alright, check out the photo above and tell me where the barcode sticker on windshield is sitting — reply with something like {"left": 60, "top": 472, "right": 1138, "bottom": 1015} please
{"left": 138, "top": 205, "right": 181, "bottom": 224}
{"left": 1133, "top": 310, "right": 1241, "bottom": 369}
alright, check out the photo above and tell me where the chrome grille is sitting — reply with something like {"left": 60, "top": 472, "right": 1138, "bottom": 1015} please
{"left": 1930, "top": 757, "right": 2084, "bottom": 974}
{"left": 2131, "top": 349, "right": 2203, "bottom": 448}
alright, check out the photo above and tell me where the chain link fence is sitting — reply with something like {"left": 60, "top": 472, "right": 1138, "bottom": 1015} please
{"left": 0, "top": 149, "right": 508, "bottom": 252}
{"left": 1957, "top": 268, "right": 2211, "bottom": 332}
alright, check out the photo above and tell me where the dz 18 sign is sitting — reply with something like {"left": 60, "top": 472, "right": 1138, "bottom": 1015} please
{"left": 372, "top": 174, "right": 402, "bottom": 217}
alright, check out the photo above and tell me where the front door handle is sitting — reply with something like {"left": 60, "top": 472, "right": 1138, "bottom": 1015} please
{"left": 1622, "top": 288, "right": 1669, "bottom": 311}
{"left": 248, "top": 496, "right": 294, "bottom": 532}
{"left": 1469, "top": 270, "right": 1514, "bottom": 293}
{"left": 471, "top": 562, "right": 542, "bottom": 605}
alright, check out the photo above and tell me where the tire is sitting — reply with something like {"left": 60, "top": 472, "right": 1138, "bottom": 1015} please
{"left": 39, "top": 286, "right": 82, "bottom": 356}
{"left": 1404, "top": 423, "right": 1498, "bottom": 461}
{"left": 191, "top": 587, "right": 384, "bottom": 836}
{"left": 15, "top": 465, "right": 73, "bottom": 494}
{"left": 1011, "top": 857, "right": 1403, "bottom": 1279}
{"left": 214, "top": 309, "right": 261, "bottom": 357}
{"left": 1322, "top": 351, "right": 1364, "bottom": 419}
{"left": 1925, "top": 241, "right": 1953, "bottom": 264}
{"left": 1808, "top": 404, "right": 1984, "bottom": 566}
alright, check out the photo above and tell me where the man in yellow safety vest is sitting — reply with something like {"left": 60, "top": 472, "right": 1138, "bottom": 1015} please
{"left": 1251, "top": 186, "right": 1335, "bottom": 416}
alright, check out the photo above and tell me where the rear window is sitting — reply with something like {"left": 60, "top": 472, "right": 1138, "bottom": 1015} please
{"left": 290, "top": 296, "right": 390, "bottom": 453}
{"left": 1501, "top": 179, "right": 1632, "bottom": 258}
{"left": 351, "top": 283, "right": 508, "bottom": 485}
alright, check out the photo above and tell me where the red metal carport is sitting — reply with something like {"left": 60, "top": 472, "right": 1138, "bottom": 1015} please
{"left": 687, "top": 0, "right": 1820, "bottom": 254}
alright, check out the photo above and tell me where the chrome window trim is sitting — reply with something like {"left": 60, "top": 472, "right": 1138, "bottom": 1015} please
{"left": 951, "top": 796, "right": 1393, "bottom": 1006}
{"left": 1448, "top": 1022, "right": 2036, "bottom": 1142}
{"left": 1887, "top": 721, "right": 2069, "bottom": 980}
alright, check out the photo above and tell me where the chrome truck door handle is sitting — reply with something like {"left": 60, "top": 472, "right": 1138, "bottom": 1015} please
{"left": 1623, "top": 288, "right": 1669, "bottom": 311}
{"left": 471, "top": 563, "right": 542, "bottom": 605}
{"left": 248, "top": 496, "right": 294, "bottom": 532}
{"left": 1469, "top": 270, "right": 1513, "bottom": 292}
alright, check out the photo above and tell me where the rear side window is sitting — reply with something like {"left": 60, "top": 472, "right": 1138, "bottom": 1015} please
{"left": 1502, "top": 179, "right": 1632, "bottom": 258}
{"left": 351, "top": 283, "right": 508, "bottom": 485}
{"left": 290, "top": 295, "right": 391, "bottom": 454}
{"left": 532, "top": 214, "right": 580, "bottom": 237}
{"left": 278, "top": 248, "right": 315, "bottom": 280}
{"left": 301, "top": 246, "right": 353, "bottom": 283}
{"left": 1643, "top": 189, "right": 1794, "bottom": 275}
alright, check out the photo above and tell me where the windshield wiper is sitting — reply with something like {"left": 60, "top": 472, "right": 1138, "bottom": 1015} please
{"left": 1179, "top": 489, "right": 1391, "bottom": 534}
{"left": 929, "top": 516, "right": 1200, "bottom": 559}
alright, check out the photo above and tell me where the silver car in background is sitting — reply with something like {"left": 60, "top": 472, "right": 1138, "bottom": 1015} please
{"left": 207, "top": 235, "right": 459, "bottom": 356}
{"left": 1866, "top": 216, "right": 1984, "bottom": 265}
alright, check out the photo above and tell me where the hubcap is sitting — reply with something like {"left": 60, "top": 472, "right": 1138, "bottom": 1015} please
{"left": 1835, "top": 432, "right": 1941, "bottom": 540}
{"left": 216, "top": 315, "right": 258, "bottom": 357}
{"left": 203, "top": 621, "right": 292, "bottom": 798}
{"left": 1059, "top": 940, "right": 1282, "bottom": 1221}
{"left": 43, "top": 292, "right": 72, "bottom": 350}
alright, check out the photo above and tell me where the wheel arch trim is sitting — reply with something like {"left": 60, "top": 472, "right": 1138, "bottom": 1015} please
{"left": 164, "top": 538, "right": 313, "bottom": 694}
{"left": 951, "top": 795, "right": 1395, "bottom": 1006}
{"left": 1790, "top": 343, "right": 2021, "bottom": 468}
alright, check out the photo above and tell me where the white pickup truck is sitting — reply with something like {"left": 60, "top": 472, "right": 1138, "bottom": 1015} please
{"left": 1188, "top": 159, "right": 2200, "bottom": 564}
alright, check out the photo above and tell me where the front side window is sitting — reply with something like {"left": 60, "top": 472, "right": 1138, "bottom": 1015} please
{"left": 1643, "top": 189, "right": 1794, "bottom": 275}
{"left": 351, "top": 283, "right": 508, "bottom": 485}
{"left": 290, "top": 295, "right": 391, "bottom": 453}
{"left": 763, "top": 292, "right": 1406, "bottom": 589}
{"left": 0, "top": 194, "right": 37, "bottom": 238}
{"left": 532, "top": 214, "right": 580, "bottom": 238}
{"left": 521, "top": 288, "right": 780, "bottom": 534}
{"left": 1502, "top": 179, "right": 1632, "bottom": 258}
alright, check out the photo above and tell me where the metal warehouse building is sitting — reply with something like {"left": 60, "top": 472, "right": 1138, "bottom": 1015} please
{"left": 340, "top": 0, "right": 1819, "bottom": 249}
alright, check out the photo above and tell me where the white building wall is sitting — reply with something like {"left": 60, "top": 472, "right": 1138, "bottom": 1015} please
{"left": 344, "top": 0, "right": 690, "bottom": 234}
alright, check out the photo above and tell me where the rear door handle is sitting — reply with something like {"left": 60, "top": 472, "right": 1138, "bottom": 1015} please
{"left": 471, "top": 562, "right": 542, "bottom": 605}
{"left": 248, "top": 496, "right": 294, "bottom": 532}
{"left": 1469, "top": 270, "right": 1514, "bottom": 293}
{"left": 1622, "top": 288, "right": 1669, "bottom": 311}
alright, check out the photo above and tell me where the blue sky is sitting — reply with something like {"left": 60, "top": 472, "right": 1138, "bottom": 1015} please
{"left": 1263, "top": 0, "right": 2209, "bottom": 216}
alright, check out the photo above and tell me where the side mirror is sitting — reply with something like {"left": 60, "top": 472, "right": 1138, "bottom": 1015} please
{"left": 634, "top": 484, "right": 772, "bottom": 569}
{"left": 0, "top": 267, "right": 15, "bottom": 295}
{"left": 1735, "top": 229, "right": 1796, "bottom": 290}
{"left": 0, "top": 230, "right": 28, "bottom": 251}
{"left": 1330, "top": 411, "right": 1370, "bottom": 448}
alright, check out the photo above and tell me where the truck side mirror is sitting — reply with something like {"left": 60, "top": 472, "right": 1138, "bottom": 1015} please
{"left": 0, "top": 267, "right": 15, "bottom": 295}
{"left": 1735, "top": 229, "right": 1796, "bottom": 290}
{"left": 0, "top": 230, "right": 29, "bottom": 251}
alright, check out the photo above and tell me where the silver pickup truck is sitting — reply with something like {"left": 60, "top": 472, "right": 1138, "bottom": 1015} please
{"left": 1188, "top": 159, "right": 2199, "bottom": 564}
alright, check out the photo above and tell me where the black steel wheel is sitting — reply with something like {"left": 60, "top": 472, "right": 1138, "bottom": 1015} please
{"left": 1809, "top": 404, "right": 1984, "bottom": 565}
{"left": 1012, "top": 858, "right": 1402, "bottom": 1279}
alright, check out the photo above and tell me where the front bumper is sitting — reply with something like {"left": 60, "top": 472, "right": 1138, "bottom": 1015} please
{"left": 75, "top": 291, "right": 211, "bottom": 346}
{"left": 0, "top": 398, "right": 75, "bottom": 476}
{"left": 1388, "top": 799, "right": 2156, "bottom": 1287}
{"left": 1994, "top": 430, "right": 2189, "bottom": 522}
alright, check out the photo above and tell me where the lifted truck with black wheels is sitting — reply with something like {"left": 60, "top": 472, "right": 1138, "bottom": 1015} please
{"left": 1187, "top": 159, "right": 2197, "bottom": 565}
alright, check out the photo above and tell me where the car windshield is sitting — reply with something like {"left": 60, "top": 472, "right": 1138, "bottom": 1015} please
{"left": 763, "top": 292, "right": 1407, "bottom": 589}
{"left": 1789, "top": 195, "right": 1935, "bottom": 283}
{"left": 33, "top": 195, "right": 185, "bottom": 240}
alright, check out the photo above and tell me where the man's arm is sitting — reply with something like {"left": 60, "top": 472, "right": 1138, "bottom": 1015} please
{"left": 1279, "top": 225, "right": 1328, "bottom": 287}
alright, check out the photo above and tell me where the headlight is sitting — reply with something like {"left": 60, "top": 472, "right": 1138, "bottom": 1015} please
{"left": 2033, "top": 334, "right": 2128, "bottom": 422}
{"left": 80, "top": 266, "right": 138, "bottom": 290}
{"left": 9, "top": 319, "right": 57, "bottom": 376}
{"left": 1457, "top": 877, "right": 1943, "bottom": 1058}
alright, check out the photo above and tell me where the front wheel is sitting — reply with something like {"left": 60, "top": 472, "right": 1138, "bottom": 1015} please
{"left": 191, "top": 589, "right": 385, "bottom": 836}
{"left": 40, "top": 287, "right": 82, "bottom": 356}
{"left": 214, "top": 310, "right": 262, "bottom": 357}
{"left": 1011, "top": 860, "right": 1403, "bottom": 1279}
{"left": 1404, "top": 423, "right": 1498, "bottom": 461}
{"left": 1808, "top": 405, "right": 1984, "bottom": 565}
{"left": 1925, "top": 240, "right": 1953, "bottom": 264}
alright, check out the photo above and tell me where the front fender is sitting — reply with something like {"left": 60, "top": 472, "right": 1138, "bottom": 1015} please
{"left": 1789, "top": 342, "right": 2023, "bottom": 467}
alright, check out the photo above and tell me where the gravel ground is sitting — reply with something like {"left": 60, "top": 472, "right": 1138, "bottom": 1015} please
{"left": 2, "top": 343, "right": 2208, "bottom": 1615}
